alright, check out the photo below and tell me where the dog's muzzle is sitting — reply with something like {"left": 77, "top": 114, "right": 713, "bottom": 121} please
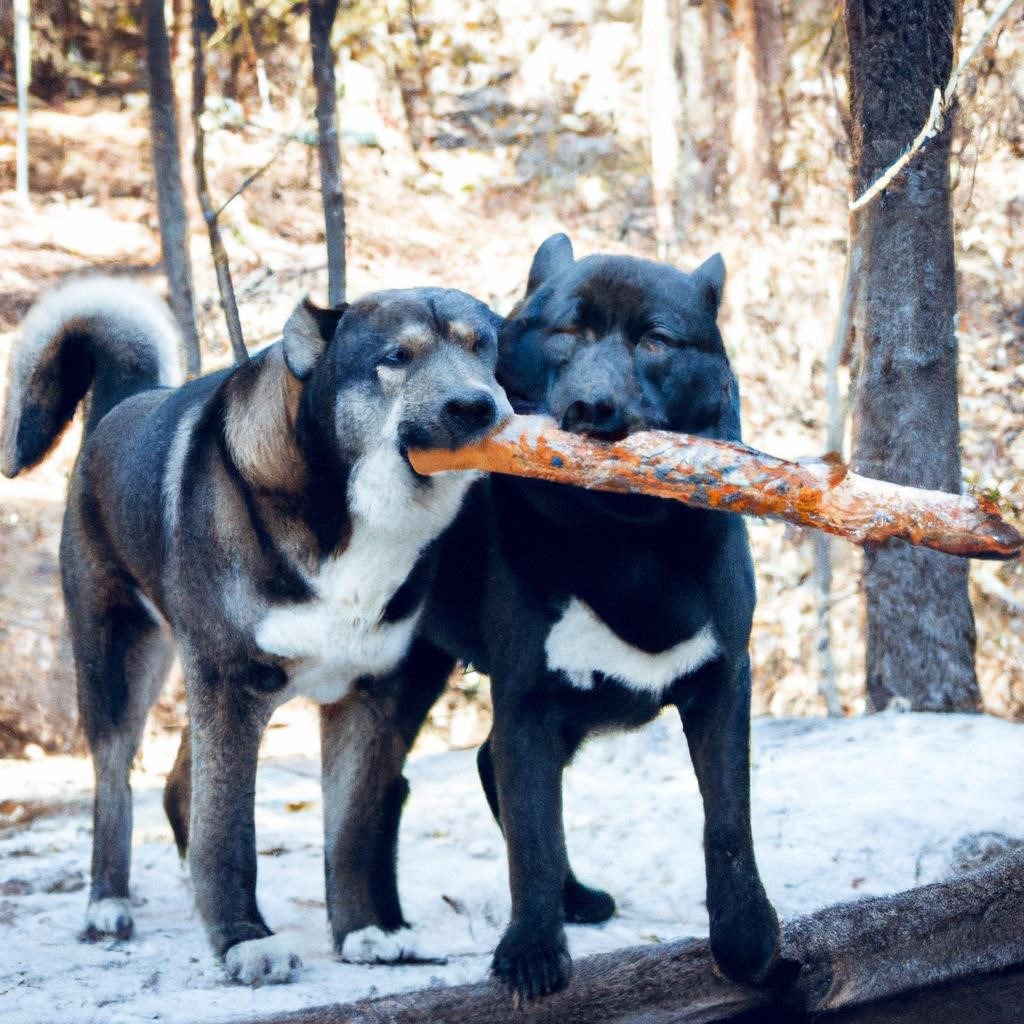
{"left": 399, "top": 388, "right": 503, "bottom": 458}
{"left": 560, "top": 397, "right": 633, "bottom": 441}
{"left": 442, "top": 389, "right": 500, "bottom": 441}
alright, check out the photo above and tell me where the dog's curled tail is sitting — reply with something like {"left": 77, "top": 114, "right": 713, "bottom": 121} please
{"left": 1, "top": 276, "right": 184, "bottom": 478}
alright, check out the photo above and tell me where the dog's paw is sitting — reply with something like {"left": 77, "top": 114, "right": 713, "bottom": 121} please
{"left": 563, "top": 877, "right": 616, "bottom": 924}
{"left": 224, "top": 935, "right": 302, "bottom": 985}
{"left": 340, "top": 925, "right": 447, "bottom": 965}
{"left": 492, "top": 927, "right": 572, "bottom": 1003}
{"left": 710, "top": 897, "right": 781, "bottom": 985}
{"left": 81, "top": 897, "right": 134, "bottom": 942}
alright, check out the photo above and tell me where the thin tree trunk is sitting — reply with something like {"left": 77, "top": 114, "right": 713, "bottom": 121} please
{"left": 700, "top": 2, "right": 735, "bottom": 204}
{"left": 386, "top": 0, "right": 429, "bottom": 152}
{"left": 192, "top": 0, "right": 248, "bottom": 365}
{"left": 730, "top": 0, "right": 785, "bottom": 218}
{"left": 845, "top": 0, "right": 980, "bottom": 712}
{"left": 309, "top": 0, "right": 347, "bottom": 306}
{"left": 171, "top": 0, "right": 200, "bottom": 222}
{"left": 813, "top": 222, "right": 859, "bottom": 718}
{"left": 237, "top": 0, "right": 271, "bottom": 116}
{"left": 642, "top": 0, "right": 683, "bottom": 257}
{"left": 144, "top": 0, "right": 202, "bottom": 376}
{"left": 14, "top": 0, "right": 29, "bottom": 198}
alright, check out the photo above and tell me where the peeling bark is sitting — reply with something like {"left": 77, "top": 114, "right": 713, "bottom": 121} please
{"left": 409, "top": 416, "right": 1021, "bottom": 560}
{"left": 245, "top": 850, "right": 1024, "bottom": 1024}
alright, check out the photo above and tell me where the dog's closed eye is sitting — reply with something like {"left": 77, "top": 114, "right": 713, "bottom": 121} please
{"left": 380, "top": 346, "right": 413, "bottom": 368}
{"left": 639, "top": 329, "right": 676, "bottom": 349}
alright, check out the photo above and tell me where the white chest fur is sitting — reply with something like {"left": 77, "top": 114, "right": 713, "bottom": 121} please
{"left": 545, "top": 597, "right": 720, "bottom": 695}
{"left": 255, "top": 446, "right": 472, "bottom": 704}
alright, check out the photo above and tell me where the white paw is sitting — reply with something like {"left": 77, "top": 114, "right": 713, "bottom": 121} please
{"left": 341, "top": 925, "right": 445, "bottom": 965}
{"left": 224, "top": 935, "right": 302, "bottom": 985}
{"left": 83, "top": 897, "right": 134, "bottom": 940}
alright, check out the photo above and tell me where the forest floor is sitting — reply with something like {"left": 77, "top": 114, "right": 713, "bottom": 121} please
{"left": 1, "top": 711, "right": 1022, "bottom": 1024}
{"left": 0, "top": 95, "right": 1022, "bottom": 755}
{"left": 0, "top": 53, "right": 1022, "bottom": 1024}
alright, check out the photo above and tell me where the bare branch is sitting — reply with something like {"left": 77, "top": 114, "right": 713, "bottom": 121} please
{"left": 191, "top": 0, "right": 248, "bottom": 365}
{"left": 409, "top": 416, "right": 1023, "bottom": 560}
{"left": 849, "top": 0, "right": 1021, "bottom": 211}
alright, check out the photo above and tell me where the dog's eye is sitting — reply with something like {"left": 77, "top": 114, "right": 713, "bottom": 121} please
{"left": 640, "top": 330, "right": 674, "bottom": 348}
{"left": 380, "top": 346, "right": 412, "bottom": 368}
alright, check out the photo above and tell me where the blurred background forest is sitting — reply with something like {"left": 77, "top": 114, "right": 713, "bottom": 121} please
{"left": 0, "top": 0, "right": 1022, "bottom": 756}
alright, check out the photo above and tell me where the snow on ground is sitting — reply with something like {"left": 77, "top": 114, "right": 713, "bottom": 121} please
{"left": 0, "top": 709, "right": 1021, "bottom": 1024}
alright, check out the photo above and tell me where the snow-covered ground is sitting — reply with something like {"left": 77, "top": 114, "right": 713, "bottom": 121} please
{"left": 0, "top": 709, "right": 1021, "bottom": 1024}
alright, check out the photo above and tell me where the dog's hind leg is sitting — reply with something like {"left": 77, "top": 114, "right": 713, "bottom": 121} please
{"left": 163, "top": 724, "right": 192, "bottom": 859}
{"left": 322, "top": 639, "right": 453, "bottom": 955}
{"left": 71, "top": 593, "right": 173, "bottom": 942}
{"left": 477, "top": 736, "right": 615, "bottom": 925}
{"left": 677, "top": 654, "right": 780, "bottom": 985}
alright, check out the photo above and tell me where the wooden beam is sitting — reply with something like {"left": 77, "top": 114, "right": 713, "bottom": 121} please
{"left": 241, "top": 850, "right": 1024, "bottom": 1024}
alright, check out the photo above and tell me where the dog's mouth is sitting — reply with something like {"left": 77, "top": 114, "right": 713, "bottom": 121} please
{"left": 396, "top": 441, "right": 431, "bottom": 482}
{"left": 575, "top": 424, "right": 629, "bottom": 444}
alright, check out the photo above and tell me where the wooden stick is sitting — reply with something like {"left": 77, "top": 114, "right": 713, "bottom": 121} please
{"left": 409, "top": 416, "right": 1022, "bottom": 560}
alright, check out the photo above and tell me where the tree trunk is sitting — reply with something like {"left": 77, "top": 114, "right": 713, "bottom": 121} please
{"left": 170, "top": 0, "right": 201, "bottom": 222}
{"left": 144, "top": 0, "right": 202, "bottom": 377}
{"left": 642, "top": 0, "right": 682, "bottom": 256}
{"left": 14, "top": 0, "right": 29, "bottom": 198}
{"left": 730, "top": 0, "right": 785, "bottom": 218}
{"left": 309, "top": 0, "right": 347, "bottom": 306}
{"left": 247, "top": 850, "right": 1024, "bottom": 1024}
{"left": 845, "top": 0, "right": 980, "bottom": 712}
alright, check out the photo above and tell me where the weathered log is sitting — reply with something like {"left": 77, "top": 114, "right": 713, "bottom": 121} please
{"left": 231, "top": 850, "right": 1024, "bottom": 1024}
{"left": 408, "top": 415, "right": 1022, "bottom": 560}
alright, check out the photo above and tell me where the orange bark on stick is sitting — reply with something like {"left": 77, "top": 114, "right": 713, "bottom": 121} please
{"left": 409, "top": 415, "right": 1022, "bottom": 561}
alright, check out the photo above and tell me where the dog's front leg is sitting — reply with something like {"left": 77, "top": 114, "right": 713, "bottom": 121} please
{"left": 322, "top": 642, "right": 455, "bottom": 955}
{"left": 186, "top": 664, "right": 300, "bottom": 985}
{"left": 677, "top": 654, "right": 780, "bottom": 985}
{"left": 489, "top": 692, "right": 573, "bottom": 1002}
{"left": 320, "top": 689, "right": 409, "bottom": 950}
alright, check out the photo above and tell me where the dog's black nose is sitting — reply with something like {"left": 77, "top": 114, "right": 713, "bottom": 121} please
{"left": 561, "top": 398, "right": 627, "bottom": 439}
{"left": 443, "top": 391, "right": 498, "bottom": 435}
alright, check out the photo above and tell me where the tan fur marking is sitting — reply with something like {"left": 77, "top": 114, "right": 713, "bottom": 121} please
{"left": 395, "top": 324, "right": 435, "bottom": 354}
{"left": 224, "top": 346, "right": 305, "bottom": 493}
{"left": 447, "top": 321, "right": 479, "bottom": 350}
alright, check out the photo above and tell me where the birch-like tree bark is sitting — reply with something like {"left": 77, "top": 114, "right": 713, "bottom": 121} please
{"left": 144, "top": 0, "right": 202, "bottom": 375}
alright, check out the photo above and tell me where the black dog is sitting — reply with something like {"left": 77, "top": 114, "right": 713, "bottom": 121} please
{"left": 369, "top": 234, "right": 780, "bottom": 1000}
{"left": 1, "top": 278, "right": 509, "bottom": 983}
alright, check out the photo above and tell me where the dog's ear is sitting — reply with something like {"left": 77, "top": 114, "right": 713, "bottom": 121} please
{"left": 526, "top": 233, "right": 574, "bottom": 296}
{"left": 693, "top": 253, "right": 726, "bottom": 316}
{"left": 283, "top": 298, "right": 348, "bottom": 380}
